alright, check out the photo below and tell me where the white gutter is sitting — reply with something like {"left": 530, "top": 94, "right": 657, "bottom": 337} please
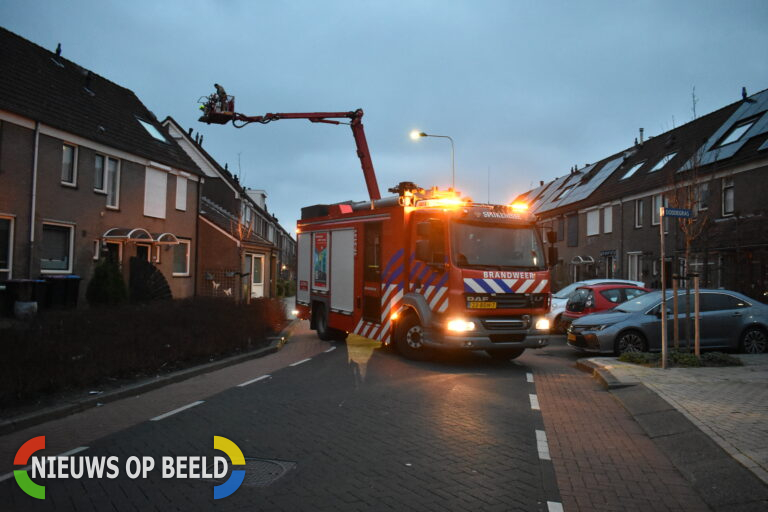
{"left": 28, "top": 121, "right": 40, "bottom": 278}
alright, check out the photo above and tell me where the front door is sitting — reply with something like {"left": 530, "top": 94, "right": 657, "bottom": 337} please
{"left": 250, "top": 254, "right": 264, "bottom": 298}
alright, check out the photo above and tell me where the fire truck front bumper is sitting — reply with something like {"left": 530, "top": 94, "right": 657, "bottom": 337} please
{"left": 424, "top": 316, "right": 551, "bottom": 351}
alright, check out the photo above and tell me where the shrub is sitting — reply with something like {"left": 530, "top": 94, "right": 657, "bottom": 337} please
{"left": 701, "top": 352, "right": 743, "bottom": 367}
{"left": 0, "top": 297, "right": 286, "bottom": 407}
{"left": 618, "top": 352, "right": 659, "bottom": 365}
{"left": 669, "top": 351, "right": 702, "bottom": 367}
{"left": 86, "top": 260, "right": 127, "bottom": 306}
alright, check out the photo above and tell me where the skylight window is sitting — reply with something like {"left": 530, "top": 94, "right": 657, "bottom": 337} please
{"left": 648, "top": 152, "right": 677, "bottom": 173}
{"left": 555, "top": 185, "right": 574, "bottom": 200}
{"left": 620, "top": 161, "right": 645, "bottom": 180}
{"left": 137, "top": 119, "right": 168, "bottom": 143}
{"left": 714, "top": 118, "right": 757, "bottom": 148}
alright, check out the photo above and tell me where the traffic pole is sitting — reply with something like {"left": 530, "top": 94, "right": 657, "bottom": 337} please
{"left": 660, "top": 207, "right": 667, "bottom": 369}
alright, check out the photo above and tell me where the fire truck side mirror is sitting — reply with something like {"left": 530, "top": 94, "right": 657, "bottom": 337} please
{"left": 416, "top": 239, "right": 432, "bottom": 262}
{"left": 546, "top": 231, "right": 557, "bottom": 244}
{"left": 547, "top": 246, "right": 559, "bottom": 268}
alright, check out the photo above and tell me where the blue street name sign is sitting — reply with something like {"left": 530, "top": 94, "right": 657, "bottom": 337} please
{"left": 662, "top": 207, "right": 692, "bottom": 218}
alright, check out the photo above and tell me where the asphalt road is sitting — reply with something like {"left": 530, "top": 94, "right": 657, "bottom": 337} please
{"left": 1, "top": 326, "right": 709, "bottom": 511}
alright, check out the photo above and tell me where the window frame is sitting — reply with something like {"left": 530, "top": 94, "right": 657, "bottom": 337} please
{"left": 722, "top": 177, "right": 735, "bottom": 217}
{"left": 172, "top": 239, "right": 191, "bottom": 277}
{"left": 648, "top": 152, "right": 677, "bottom": 173}
{"left": 696, "top": 182, "right": 710, "bottom": 213}
{"left": 40, "top": 221, "right": 75, "bottom": 274}
{"left": 105, "top": 157, "right": 121, "bottom": 210}
{"left": 620, "top": 161, "right": 645, "bottom": 180}
{"left": 175, "top": 176, "right": 187, "bottom": 212}
{"left": 603, "top": 206, "right": 613, "bottom": 234}
{"left": 93, "top": 154, "right": 107, "bottom": 193}
{"left": 61, "top": 143, "right": 78, "bottom": 187}
{"left": 713, "top": 117, "right": 758, "bottom": 149}
{"left": 627, "top": 252, "right": 642, "bottom": 282}
{"left": 586, "top": 209, "right": 600, "bottom": 237}
{"left": 0, "top": 215, "right": 14, "bottom": 279}
{"left": 634, "top": 199, "right": 643, "bottom": 228}
{"left": 651, "top": 194, "right": 663, "bottom": 226}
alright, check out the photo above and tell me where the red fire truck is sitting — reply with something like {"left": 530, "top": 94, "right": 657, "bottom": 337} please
{"left": 199, "top": 90, "right": 554, "bottom": 360}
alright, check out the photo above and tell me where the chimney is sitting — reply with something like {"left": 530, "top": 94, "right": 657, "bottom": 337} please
{"left": 188, "top": 127, "right": 193, "bottom": 136}
{"left": 539, "top": 180, "right": 544, "bottom": 186}
{"left": 639, "top": 128, "right": 644, "bottom": 144}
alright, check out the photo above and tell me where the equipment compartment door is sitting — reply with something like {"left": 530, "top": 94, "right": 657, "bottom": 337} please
{"left": 331, "top": 229, "right": 355, "bottom": 313}
{"left": 362, "top": 222, "right": 382, "bottom": 322}
{"left": 297, "top": 233, "right": 311, "bottom": 304}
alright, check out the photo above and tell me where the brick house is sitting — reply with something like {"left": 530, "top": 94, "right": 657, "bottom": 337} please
{"left": 0, "top": 27, "right": 203, "bottom": 303}
{"left": 517, "top": 88, "right": 768, "bottom": 300}
{"left": 162, "top": 117, "right": 296, "bottom": 300}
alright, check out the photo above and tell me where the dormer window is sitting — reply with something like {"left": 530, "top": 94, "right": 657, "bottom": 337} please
{"left": 648, "top": 152, "right": 677, "bottom": 173}
{"left": 620, "top": 161, "right": 645, "bottom": 180}
{"left": 137, "top": 118, "right": 168, "bottom": 143}
{"left": 713, "top": 117, "right": 758, "bottom": 148}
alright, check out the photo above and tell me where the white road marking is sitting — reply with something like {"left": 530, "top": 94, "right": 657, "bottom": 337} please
{"left": 547, "top": 502, "right": 564, "bottom": 512}
{"left": 290, "top": 358, "right": 312, "bottom": 367}
{"left": 0, "top": 470, "right": 18, "bottom": 482}
{"left": 237, "top": 375, "right": 271, "bottom": 387}
{"left": 324, "top": 346, "right": 336, "bottom": 353}
{"left": 529, "top": 394, "right": 540, "bottom": 410}
{"left": 150, "top": 401, "right": 204, "bottom": 421}
{"left": 0, "top": 446, "right": 90, "bottom": 482}
{"left": 526, "top": 372, "right": 534, "bottom": 383}
{"left": 58, "top": 446, "right": 89, "bottom": 457}
{"left": 536, "top": 430, "right": 551, "bottom": 460}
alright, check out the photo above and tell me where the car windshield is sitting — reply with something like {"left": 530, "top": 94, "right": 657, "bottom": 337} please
{"left": 614, "top": 290, "right": 667, "bottom": 313}
{"left": 451, "top": 221, "right": 545, "bottom": 270}
{"left": 553, "top": 282, "right": 583, "bottom": 299}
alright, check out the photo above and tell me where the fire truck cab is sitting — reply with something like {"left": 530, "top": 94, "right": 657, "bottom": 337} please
{"left": 295, "top": 184, "right": 553, "bottom": 360}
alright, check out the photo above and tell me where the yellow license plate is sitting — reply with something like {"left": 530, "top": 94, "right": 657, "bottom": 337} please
{"left": 567, "top": 333, "right": 576, "bottom": 342}
{"left": 469, "top": 302, "right": 497, "bottom": 309}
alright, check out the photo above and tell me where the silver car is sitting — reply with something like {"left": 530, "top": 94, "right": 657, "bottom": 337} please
{"left": 548, "top": 279, "right": 645, "bottom": 333}
{"left": 567, "top": 289, "right": 768, "bottom": 355}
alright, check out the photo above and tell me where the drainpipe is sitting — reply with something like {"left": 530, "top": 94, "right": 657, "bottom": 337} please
{"left": 619, "top": 198, "right": 624, "bottom": 279}
{"left": 28, "top": 121, "right": 40, "bottom": 278}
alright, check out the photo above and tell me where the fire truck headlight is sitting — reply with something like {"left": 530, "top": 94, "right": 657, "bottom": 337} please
{"left": 447, "top": 319, "right": 476, "bottom": 332}
{"left": 535, "top": 318, "right": 550, "bottom": 331}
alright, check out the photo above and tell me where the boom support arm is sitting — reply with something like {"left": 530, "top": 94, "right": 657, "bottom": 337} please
{"left": 200, "top": 100, "right": 381, "bottom": 201}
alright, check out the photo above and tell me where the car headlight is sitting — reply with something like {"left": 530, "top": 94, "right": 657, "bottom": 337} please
{"left": 535, "top": 318, "right": 550, "bottom": 330}
{"left": 585, "top": 324, "right": 613, "bottom": 331}
{"left": 447, "top": 319, "right": 476, "bottom": 332}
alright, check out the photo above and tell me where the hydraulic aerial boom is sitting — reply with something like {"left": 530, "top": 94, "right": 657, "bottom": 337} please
{"left": 198, "top": 86, "right": 381, "bottom": 201}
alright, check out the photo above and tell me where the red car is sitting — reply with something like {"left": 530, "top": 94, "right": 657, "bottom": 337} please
{"left": 562, "top": 284, "right": 650, "bottom": 329}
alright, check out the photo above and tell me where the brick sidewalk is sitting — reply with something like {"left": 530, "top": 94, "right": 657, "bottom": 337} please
{"left": 0, "top": 321, "right": 328, "bottom": 474}
{"left": 530, "top": 357, "right": 709, "bottom": 511}
{"left": 586, "top": 354, "right": 768, "bottom": 486}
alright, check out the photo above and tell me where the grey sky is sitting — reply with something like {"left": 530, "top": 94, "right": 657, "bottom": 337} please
{"left": 2, "top": 1, "right": 766, "bottom": 234}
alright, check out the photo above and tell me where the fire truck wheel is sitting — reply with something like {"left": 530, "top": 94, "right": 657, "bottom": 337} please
{"left": 395, "top": 314, "right": 433, "bottom": 360}
{"left": 486, "top": 348, "right": 525, "bottom": 360}
{"left": 314, "top": 304, "right": 333, "bottom": 341}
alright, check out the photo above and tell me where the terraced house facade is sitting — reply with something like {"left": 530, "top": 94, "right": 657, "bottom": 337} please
{"left": 517, "top": 88, "right": 768, "bottom": 301}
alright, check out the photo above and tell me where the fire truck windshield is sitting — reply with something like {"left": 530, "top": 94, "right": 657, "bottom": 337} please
{"left": 451, "top": 221, "right": 545, "bottom": 270}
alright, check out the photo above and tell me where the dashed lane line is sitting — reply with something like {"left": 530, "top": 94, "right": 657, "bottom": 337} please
{"left": 150, "top": 401, "right": 205, "bottom": 421}
{"left": 237, "top": 375, "right": 271, "bottom": 388}
{"left": 290, "top": 358, "right": 312, "bottom": 367}
{"left": 529, "top": 393, "right": 540, "bottom": 410}
{"left": 324, "top": 346, "right": 337, "bottom": 353}
{"left": 527, "top": 372, "right": 534, "bottom": 383}
{"left": 547, "top": 502, "right": 564, "bottom": 512}
{"left": 0, "top": 446, "right": 89, "bottom": 482}
{"left": 536, "top": 430, "right": 551, "bottom": 461}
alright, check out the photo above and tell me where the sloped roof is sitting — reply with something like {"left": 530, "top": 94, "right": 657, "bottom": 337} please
{"left": 0, "top": 27, "right": 201, "bottom": 175}
{"left": 523, "top": 89, "right": 768, "bottom": 216}
{"left": 200, "top": 196, "right": 274, "bottom": 247}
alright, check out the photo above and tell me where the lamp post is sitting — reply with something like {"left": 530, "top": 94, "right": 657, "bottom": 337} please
{"left": 410, "top": 130, "right": 455, "bottom": 189}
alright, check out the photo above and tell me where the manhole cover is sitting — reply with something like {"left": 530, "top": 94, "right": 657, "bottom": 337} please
{"left": 204, "top": 457, "right": 296, "bottom": 487}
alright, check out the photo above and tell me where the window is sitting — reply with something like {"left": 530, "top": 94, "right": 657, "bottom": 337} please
{"left": 621, "top": 161, "right": 645, "bottom": 180}
{"left": 0, "top": 216, "right": 13, "bottom": 280}
{"left": 105, "top": 242, "right": 122, "bottom": 264}
{"left": 555, "top": 185, "right": 575, "bottom": 201}
{"left": 696, "top": 183, "right": 710, "bottom": 213}
{"left": 627, "top": 253, "right": 642, "bottom": 282}
{"left": 175, "top": 176, "right": 187, "bottom": 211}
{"left": 586, "top": 210, "right": 599, "bottom": 236}
{"left": 634, "top": 199, "right": 643, "bottom": 228}
{"left": 714, "top": 118, "right": 757, "bottom": 148}
{"left": 136, "top": 244, "right": 151, "bottom": 262}
{"left": 61, "top": 144, "right": 77, "bottom": 186}
{"left": 94, "top": 155, "right": 105, "bottom": 192}
{"left": 144, "top": 167, "right": 167, "bottom": 219}
{"left": 41, "top": 223, "right": 74, "bottom": 273}
{"left": 600, "top": 288, "right": 622, "bottom": 303}
{"left": 722, "top": 177, "right": 734, "bottom": 216}
{"left": 700, "top": 293, "right": 749, "bottom": 312}
{"left": 173, "top": 240, "right": 190, "bottom": 276}
{"left": 648, "top": 152, "right": 677, "bottom": 173}
{"left": 106, "top": 158, "right": 120, "bottom": 208}
{"left": 624, "top": 288, "right": 646, "bottom": 301}
{"left": 652, "top": 194, "right": 664, "bottom": 225}
{"left": 137, "top": 118, "right": 168, "bottom": 142}
{"left": 603, "top": 206, "right": 613, "bottom": 233}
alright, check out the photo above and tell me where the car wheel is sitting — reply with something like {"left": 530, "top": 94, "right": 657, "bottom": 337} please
{"left": 486, "top": 348, "right": 525, "bottom": 361}
{"left": 614, "top": 330, "right": 647, "bottom": 355}
{"left": 740, "top": 326, "right": 768, "bottom": 354}
{"left": 314, "top": 304, "right": 332, "bottom": 341}
{"left": 395, "top": 314, "right": 432, "bottom": 360}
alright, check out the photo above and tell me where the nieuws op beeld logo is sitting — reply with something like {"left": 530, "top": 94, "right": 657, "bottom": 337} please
{"left": 13, "top": 435, "right": 245, "bottom": 500}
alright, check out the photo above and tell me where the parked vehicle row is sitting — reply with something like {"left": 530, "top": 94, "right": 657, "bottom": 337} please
{"left": 546, "top": 279, "right": 645, "bottom": 333}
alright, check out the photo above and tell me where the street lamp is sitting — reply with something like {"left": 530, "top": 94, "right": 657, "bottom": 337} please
{"left": 410, "top": 130, "right": 455, "bottom": 189}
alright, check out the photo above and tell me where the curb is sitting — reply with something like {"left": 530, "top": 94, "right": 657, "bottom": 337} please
{"left": 575, "top": 358, "right": 635, "bottom": 389}
{"left": 0, "top": 319, "right": 300, "bottom": 436}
